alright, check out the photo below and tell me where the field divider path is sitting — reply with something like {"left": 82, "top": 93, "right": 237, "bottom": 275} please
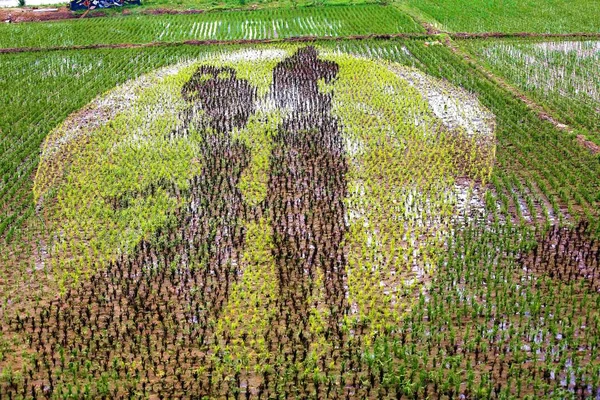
{"left": 3, "top": 30, "right": 600, "bottom": 54}
{"left": 442, "top": 36, "right": 571, "bottom": 132}
{"left": 0, "top": 33, "right": 433, "bottom": 54}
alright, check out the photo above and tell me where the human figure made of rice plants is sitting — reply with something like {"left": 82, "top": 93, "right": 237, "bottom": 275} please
{"left": 176, "top": 64, "right": 258, "bottom": 316}
{"left": 25, "top": 67, "right": 262, "bottom": 399}
{"left": 267, "top": 47, "right": 349, "bottom": 360}
{"left": 25, "top": 44, "right": 501, "bottom": 399}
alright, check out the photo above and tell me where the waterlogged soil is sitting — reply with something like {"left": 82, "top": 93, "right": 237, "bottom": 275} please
{"left": 521, "top": 221, "right": 600, "bottom": 293}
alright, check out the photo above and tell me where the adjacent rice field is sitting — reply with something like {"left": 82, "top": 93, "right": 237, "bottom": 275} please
{"left": 464, "top": 39, "right": 600, "bottom": 144}
{"left": 0, "top": 5, "right": 423, "bottom": 49}
{"left": 400, "top": 0, "right": 600, "bottom": 33}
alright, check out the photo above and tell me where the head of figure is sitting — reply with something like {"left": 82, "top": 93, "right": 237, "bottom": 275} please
{"left": 181, "top": 65, "right": 258, "bottom": 133}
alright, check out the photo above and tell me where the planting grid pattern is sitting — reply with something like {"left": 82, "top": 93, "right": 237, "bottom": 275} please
{"left": 0, "top": 5, "right": 423, "bottom": 49}
{"left": 0, "top": 39, "right": 600, "bottom": 399}
{"left": 1, "top": 1, "right": 600, "bottom": 397}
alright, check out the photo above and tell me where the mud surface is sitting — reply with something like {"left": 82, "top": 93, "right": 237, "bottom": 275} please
{"left": 522, "top": 221, "right": 600, "bottom": 292}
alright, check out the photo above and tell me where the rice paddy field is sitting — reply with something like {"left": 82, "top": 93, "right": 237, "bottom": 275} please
{"left": 1, "top": 2, "right": 600, "bottom": 399}
{"left": 463, "top": 39, "right": 600, "bottom": 144}
{"left": 400, "top": 0, "right": 600, "bottom": 33}
{"left": 0, "top": 5, "right": 423, "bottom": 49}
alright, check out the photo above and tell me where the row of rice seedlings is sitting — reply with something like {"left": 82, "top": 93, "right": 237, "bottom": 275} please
{"left": 0, "top": 5, "right": 422, "bottom": 50}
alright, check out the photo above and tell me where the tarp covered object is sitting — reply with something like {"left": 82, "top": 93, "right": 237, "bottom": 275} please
{"left": 70, "top": 0, "right": 140, "bottom": 11}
